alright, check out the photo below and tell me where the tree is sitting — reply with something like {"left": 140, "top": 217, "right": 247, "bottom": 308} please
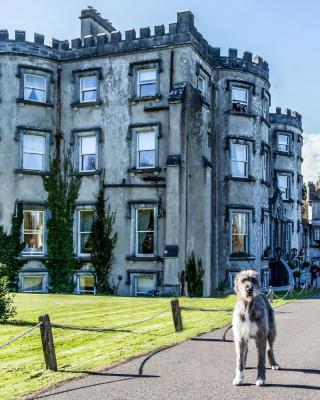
{"left": 43, "top": 153, "right": 81, "bottom": 292}
{"left": 90, "top": 178, "right": 118, "bottom": 294}
{"left": 185, "top": 252, "right": 204, "bottom": 297}
{"left": 0, "top": 270, "right": 16, "bottom": 322}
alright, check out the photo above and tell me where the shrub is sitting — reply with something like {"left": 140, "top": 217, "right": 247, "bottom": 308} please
{"left": 293, "top": 270, "right": 301, "bottom": 278}
{"left": 185, "top": 252, "right": 204, "bottom": 297}
{"left": 0, "top": 272, "right": 16, "bottom": 322}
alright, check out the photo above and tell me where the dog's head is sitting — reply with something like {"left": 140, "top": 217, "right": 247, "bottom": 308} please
{"left": 234, "top": 269, "right": 261, "bottom": 301}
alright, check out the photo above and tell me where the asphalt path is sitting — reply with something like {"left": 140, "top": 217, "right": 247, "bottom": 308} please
{"left": 32, "top": 295, "right": 320, "bottom": 400}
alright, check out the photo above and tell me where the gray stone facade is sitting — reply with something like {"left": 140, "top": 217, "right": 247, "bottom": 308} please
{"left": 0, "top": 8, "right": 303, "bottom": 295}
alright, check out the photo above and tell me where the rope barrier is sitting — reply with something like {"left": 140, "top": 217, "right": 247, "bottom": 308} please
{"left": 51, "top": 307, "right": 170, "bottom": 332}
{"left": 0, "top": 322, "right": 41, "bottom": 349}
{"left": 178, "top": 306, "right": 233, "bottom": 312}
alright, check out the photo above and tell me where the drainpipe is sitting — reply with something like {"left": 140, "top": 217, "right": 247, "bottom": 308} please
{"left": 55, "top": 65, "right": 63, "bottom": 163}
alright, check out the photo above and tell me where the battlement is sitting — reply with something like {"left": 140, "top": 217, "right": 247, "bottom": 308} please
{"left": 269, "top": 107, "right": 302, "bottom": 129}
{"left": 0, "top": 10, "right": 269, "bottom": 80}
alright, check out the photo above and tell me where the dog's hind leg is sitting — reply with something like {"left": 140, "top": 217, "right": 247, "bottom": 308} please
{"left": 267, "top": 332, "right": 280, "bottom": 370}
{"left": 233, "top": 338, "right": 247, "bottom": 386}
{"left": 255, "top": 333, "right": 267, "bottom": 386}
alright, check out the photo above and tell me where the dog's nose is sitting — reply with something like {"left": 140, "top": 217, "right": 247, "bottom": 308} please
{"left": 246, "top": 287, "right": 253, "bottom": 294}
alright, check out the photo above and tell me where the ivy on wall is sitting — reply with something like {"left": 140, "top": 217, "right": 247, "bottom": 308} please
{"left": 0, "top": 202, "right": 24, "bottom": 291}
{"left": 43, "top": 153, "right": 81, "bottom": 293}
{"left": 90, "top": 177, "right": 118, "bottom": 294}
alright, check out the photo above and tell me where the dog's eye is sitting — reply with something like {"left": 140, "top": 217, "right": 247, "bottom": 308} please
{"left": 251, "top": 278, "right": 256, "bottom": 283}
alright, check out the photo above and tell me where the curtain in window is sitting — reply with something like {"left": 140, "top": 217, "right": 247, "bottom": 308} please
{"left": 137, "top": 209, "right": 154, "bottom": 254}
{"left": 232, "top": 213, "right": 248, "bottom": 253}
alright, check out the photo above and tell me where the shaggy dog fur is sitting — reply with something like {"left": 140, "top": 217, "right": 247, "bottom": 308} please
{"left": 232, "top": 269, "right": 280, "bottom": 386}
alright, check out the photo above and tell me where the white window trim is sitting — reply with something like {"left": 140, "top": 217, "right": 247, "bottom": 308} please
{"left": 232, "top": 87, "right": 248, "bottom": 105}
{"left": 22, "top": 210, "right": 45, "bottom": 256}
{"left": 277, "top": 174, "right": 290, "bottom": 200}
{"left": 137, "top": 68, "right": 157, "bottom": 98}
{"left": 78, "top": 209, "right": 94, "bottom": 256}
{"left": 230, "top": 210, "right": 250, "bottom": 254}
{"left": 79, "top": 133, "right": 97, "bottom": 172}
{"left": 136, "top": 130, "right": 156, "bottom": 169}
{"left": 277, "top": 134, "right": 290, "bottom": 153}
{"left": 21, "top": 274, "right": 46, "bottom": 293}
{"left": 131, "top": 273, "right": 157, "bottom": 296}
{"left": 24, "top": 73, "right": 46, "bottom": 103}
{"left": 231, "top": 143, "right": 249, "bottom": 178}
{"left": 135, "top": 206, "right": 156, "bottom": 257}
{"left": 76, "top": 274, "right": 96, "bottom": 294}
{"left": 80, "top": 76, "right": 97, "bottom": 103}
{"left": 22, "top": 133, "right": 46, "bottom": 171}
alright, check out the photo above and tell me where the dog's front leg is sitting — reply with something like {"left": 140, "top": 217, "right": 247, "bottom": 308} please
{"left": 255, "top": 333, "right": 267, "bottom": 386}
{"left": 233, "top": 338, "right": 247, "bottom": 385}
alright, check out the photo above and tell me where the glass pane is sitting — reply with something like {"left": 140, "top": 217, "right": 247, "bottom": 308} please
{"left": 232, "top": 234, "right": 247, "bottom": 253}
{"left": 278, "top": 175, "right": 288, "bottom": 189}
{"left": 138, "top": 131, "right": 155, "bottom": 151}
{"left": 232, "top": 161, "right": 246, "bottom": 177}
{"left": 24, "top": 211, "right": 43, "bottom": 231}
{"left": 232, "top": 144, "right": 247, "bottom": 162}
{"left": 82, "top": 154, "right": 96, "bottom": 171}
{"left": 138, "top": 150, "right": 155, "bottom": 168}
{"left": 23, "top": 233, "right": 43, "bottom": 253}
{"left": 80, "top": 233, "right": 92, "bottom": 254}
{"left": 232, "top": 88, "right": 247, "bottom": 103}
{"left": 25, "top": 74, "right": 46, "bottom": 90}
{"left": 23, "top": 276, "right": 43, "bottom": 292}
{"left": 81, "top": 136, "right": 96, "bottom": 155}
{"left": 139, "top": 69, "right": 156, "bottom": 83}
{"left": 137, "top": 209, "right": 154, "bottom": 231}
{"left": 23, "top": 135, "right": 45, "bottom": 153}
{"left": 198, "top": 76, "right": 204, "bottom": 92}
{"left": 138, "top": 232, "right": 154, "bottom": 254}
{"left": 136, "top": 276, "right": 155, "bottom": 293}
{"left": 232, "top": 213, "right": 247, "bottom": 235}
{"left": 23, "top": 153, "right": 44, "bottom": 170}
{"left": 82, "top": 90, "right": 97, "bottom": 102}
{"left": 80, "top": 76, "right": 97, "bottom": 90}
{"left": 79, "top": 276, "right": 94, "bottom": 291}
{"left": 25, "top": 88, "right": 45, "bottom": 102}
{"left": 140, "top": 83, "right": 156, "bottom": 97}
{"left": 80, "top": 211, "right": 93, "bottom": 232}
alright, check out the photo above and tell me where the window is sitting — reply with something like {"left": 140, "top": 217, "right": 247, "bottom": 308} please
{"left": 262, "top": 98, "right": 269, "bottom": 119}
{"left": 77, "top": 275, "right": 95, "bottom": 294}
{"left": 22, "top": 275, "right": 44, "bottom": 293}
{"left": 137, "top": 131, "right": 156, "bottom": 168}
{"left": 138, "top": 69, "right": 157, "bottom": 97}
{"left": 262, "top": 152, "right": 269, "bottom": 181}
{"left": 133, "top": 274, "right": 157, "bottom": 296}
{"left": 22, "top": 210, "right": 44, "bottom": 255}
{"left": 231, "top": 212, "right": 248, "bottom": 253}
{"left": 24, "top": 74, "right": 46, "bottom": 103}
{"left": 263, "top": 213, "right": 270, "bottom": 250}
{"left": 232, "top": 87, "right": 248, "bottom": 112}
{"left": 23, "top": 134, "right": 46, "bottom": 171}
{"left": 78, "top": 210, "right": 94, "bottom": 255}
{"left": 314, "top": 228, "right": 320, "bottom": 241}
{"left": 277, "top": 174, "right": 290, "bottom": 200}
{"left": 231, "top": 143, "right": 248, "bottom": 177}
{"left": 136, "top": 208, "right": 155, "bottom": 256}
{"left": 79, "top": 135, "right": 97, "bottom": 172}
{"left": 80, "top": 76, "right": 97, "bottom": 103}
{"left": 286, "top": 224, "right": 292, "bottom": 253}
{"left": 262, "top": 270, "right": 270, "bottom": 289}
{"left": 277, "top": 134, "right": 289, "bottom": 152}
{"left": 198, "top": 74, "right": 208, "bottom": 98}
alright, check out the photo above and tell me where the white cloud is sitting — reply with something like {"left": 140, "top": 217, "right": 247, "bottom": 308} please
{"left": 302, "top": 133, "right": 320, "bottom": 182}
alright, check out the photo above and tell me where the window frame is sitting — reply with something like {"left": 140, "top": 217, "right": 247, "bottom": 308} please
{"left": 136, "top": 129, "right": 156, "bottom": 169}
{"left": 263, "top": 212, "right": 270, "bottom": 250}
{"left": 277, "top": 174, "right": 290, "bottom": 200}
{"left": 79, "top": 133, "right": 98, "bottom": 172}
{"left": 22, "top": 209, "right": 45, "bottom": 256}
{"left": 231, "top": 86, "right": 248, "bottom": 113}
{"left": 230, "top": 210, "right": 250, "bottom": 255}
{"left": 71, "top": 68, "right": 102, "bottom": 107}
{"left": 132, "top": 273, "right": 157, "bottom": 296}
{"left": 135, "top": 207, "right": 156, "bottom": 257}
{"left": 137, "top": 68, "right": 157, "bottom": 98}
{"left": 129, "top": 60, "right": 161, "bottom": 100}
{"left": 197, "top": 72, "right": 209, "bottom": 99}
{"left": 262, "top": 151, "right": 269, "bottom": 182}
{"left": 231, "top": 143, "right": 249, "bottom": 178}
{"left": 76, "top": 274, "right": 96, "bottom": 294}
{"left": 277, "top": 134, "right": 290, "bottom": 153}
{"left": 78, "top": 209, "right": 94, "bottom": 257}
{"left": 24, "top": 73, "right": 47, "bottom": 103}
{"left": 21, "top": 274, "right": 45, "bottom": 293}
{"left": 22, "top": 133, "right": 46, "bottom": 172}
{"left": 314, "top": 228, "right": 320, "bottom": 241}
{"left": 79, "top": 75, "right": 98, "bottom": 104}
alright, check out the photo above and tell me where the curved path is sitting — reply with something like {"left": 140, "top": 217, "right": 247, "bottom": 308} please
{"left": 33, "top": 296, "right": 320, "bottom": 400}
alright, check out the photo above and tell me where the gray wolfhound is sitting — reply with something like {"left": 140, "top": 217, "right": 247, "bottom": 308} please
{"left": 232, "top": 270, "right": 280, "bottom": 386}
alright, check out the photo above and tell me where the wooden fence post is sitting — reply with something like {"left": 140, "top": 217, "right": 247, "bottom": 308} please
{"left": 171, "top": 299, "right": 183, "bottom": 332}
{"left": 39, "top": 314, "right": 57, "bottom": 371}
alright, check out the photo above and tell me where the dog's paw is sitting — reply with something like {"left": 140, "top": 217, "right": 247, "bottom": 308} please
{"left": 233, "top": 377, "right": 244, "bottom": 386}
{"left": 255, "top": 378, "right": 266, "bottom": 386}
{"left": 271, "top": 364, "right": 280, "bottom": 370}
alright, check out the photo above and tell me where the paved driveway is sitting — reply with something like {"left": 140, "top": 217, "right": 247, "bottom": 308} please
{"left": 33, "top": 296, "right": 320, "bottom": 400}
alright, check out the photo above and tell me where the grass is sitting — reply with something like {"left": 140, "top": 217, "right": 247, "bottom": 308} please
{"left": 0, "top": 290, "right": 318, "bottom": 400}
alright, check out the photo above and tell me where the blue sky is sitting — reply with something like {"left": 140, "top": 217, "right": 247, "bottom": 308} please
{"left": 1, "top": 0, "right": 319, "bottom": 179}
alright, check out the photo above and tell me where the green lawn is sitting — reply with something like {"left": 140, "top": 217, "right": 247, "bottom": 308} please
{"left": 0, "top": 291, "right": 317, "bottom": 400}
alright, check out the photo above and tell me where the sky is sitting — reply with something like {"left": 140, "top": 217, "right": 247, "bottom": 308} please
{"left": 1, "top": 0, "right": 319, "bottom": 180}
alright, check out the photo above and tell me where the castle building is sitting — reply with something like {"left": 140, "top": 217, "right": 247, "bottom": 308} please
{"left": 0, "top": 8, "right": 303, "bottom": 295}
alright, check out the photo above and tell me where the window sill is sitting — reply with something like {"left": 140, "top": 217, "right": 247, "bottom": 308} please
{"left": 224, "top": 175, "right": 256, "bottom": 183}
{"left": 15, "top": 169, "right": 49, "bottom": 176}
{"left": 274, "top": 151, "right": 294, "bottom": 158}
{"left": 19, "top": 255, "right": 46, "bottom": 261}
{"left": 17, "top": 99, "right": 54, "bottom": 108}
{"left": 126, "top": 255, "right": 163, "bottom": 262}
{"left": 72, "top": 170, "right": 102, "bottom": 177}
{"left": 71, "top": 100, "right": 102, "bottom": 109}
{"left": 226, "top": 110, "right": 256, "bottom": 119}
{"left": 129, "top": 94, "right": 161, "bottom": 103}
{"left": 128, "top": 167, "right": 162, "bottom": 175}
{"left": 260, "top": 179, "right": 271, "bottom": 187}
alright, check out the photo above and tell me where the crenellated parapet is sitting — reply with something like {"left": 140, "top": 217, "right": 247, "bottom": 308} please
{"left": 0, "top": 10, "right": 269, "bottom": 80}
{"left": 269, "top": 107, "right": 302, "bottom": 129}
